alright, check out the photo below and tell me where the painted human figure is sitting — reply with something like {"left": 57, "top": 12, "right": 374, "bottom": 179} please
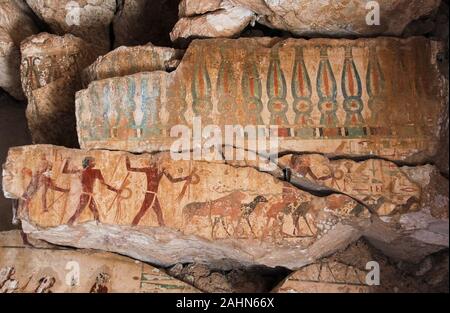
{"left": 0, "top": 267, "right": 18, "bottom": 293}
{"left": 125, "top": 156, "right": 194, "bottom": 226}
{"left": 289, "top": 155, "right": 334, "bottom": 186}
{"left": 289, "top": 155, "right": 321, "bottom": 180}
{"left": 62, "top": 157, "right": 119, "bottom": 225}
{"left": 20, "top": 156, "right": 69, "bottom": 217}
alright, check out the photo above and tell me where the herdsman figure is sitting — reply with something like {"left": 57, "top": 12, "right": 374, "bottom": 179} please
{"left": 62, "top": 157, "right": 120, "bottom": 225}
{"left": 20, "top": 155, "right": 69, "bottom": 218}
{"left": 125, "top": 155, "right": 197, "bottom": 226}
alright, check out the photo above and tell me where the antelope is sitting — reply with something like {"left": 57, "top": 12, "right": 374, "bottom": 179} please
{"left": 261, "top": 197, "right": 290, "bottom": 239}
{"left": 182, "top": 191, "right": 247, "bottom": 238}
{"left": 182, "top": 191, "right": 267, "bottom": 239}
{"left": 261, "top": 184, "right": 310, "bottom": 239}
{"left": 285, "top": 201, "right": 315, "bottom": 236}
{"left": 234, "top": 195, "right": 268, "bottom": 238}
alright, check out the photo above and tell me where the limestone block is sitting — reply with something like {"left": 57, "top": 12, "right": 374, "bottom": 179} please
{"left": 171, "top": 5, "right": 256, "bottom": 43}
{"left": 82, "top": 44, "right": 183, "bottom": 86}
{"left": 277, "top": 155, "right": 449, "bottom": 262}
{"left": 0, "top": 230, "right": 200, "bottom": 293}
{"left": 224, "top": 147, "right": 449, "bottom": 262}
{"left": 2, "top": 145, "right": 370, "bottom": 270}
{"left": 171, "top": 0, "right": 441, "bottom": 41}
{"left": 76, "top": 37, "right": 447, "bottom": 162}
{"left": 178, "top": 0, "right": 223, "bottom": 17}
{"left": 25, "top": 0, "right": 116, "bottom": 54}
{"left": 20, "top": 33, "right": 98, "bottom": 146}
{"left": 279, "top": 155, "right": 422, "bottom": 216}
{"left": 0, "top": 0, "right": 39, "bottom": 100}
{"left": 363, "top": 165, "right": 449, "bottom": 262}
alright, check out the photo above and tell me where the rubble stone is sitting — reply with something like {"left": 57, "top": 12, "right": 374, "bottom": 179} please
{"left": 82, "top": 44, "right": 182, "bottom": 87}
{"left": 171, "top": 0, "right": 441, "bottom": 42}
{"left": 25, "top": 0, "right": 116, "bottom": 54}
{"left": 20, "top": 33, "right": 97, "bottom": 146}
{"left": 0, "top": 0, "right": 39, "bottom": 100}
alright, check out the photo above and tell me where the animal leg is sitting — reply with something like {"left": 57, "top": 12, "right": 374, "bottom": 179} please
{"left": 211, "top": 217, "right": 219, "bottom": 239}
{"left": 245, "top": 217, "right": 257, "bottom": 238}
{"left": 292, "top": 214, "right": 300, "bottom": 236}
{"left": 275, "top": 213, "right": 286, "bottom": 239}
{"left": 220, "top": 217, "right": 231, "bottom": 237}
{"left": 303, "top": 216, "right": 315, "bottom": 237}
{"left": 261, "top": 218, "right": 272, "bottom": 241}
{"left": 233, "top": 216, "right": 243, "bottom": 238}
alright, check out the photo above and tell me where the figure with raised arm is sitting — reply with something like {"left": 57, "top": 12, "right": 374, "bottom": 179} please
{"left": 20, "top": 155, "right": 69, "bottom": 217}
{"left": 125, "top": 155, "right": 196, "bottom": 226}
{"left": 62, "top": 157, "right": 119, "bottom": 225}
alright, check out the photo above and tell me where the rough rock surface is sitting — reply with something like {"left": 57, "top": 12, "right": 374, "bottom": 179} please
{"left": 20, "top": 33, "right": 98, "bottom": 146}
{"left": 225, "top": 149, "right": 449, "bottom": 262}
{"left": 172, "top": 5, "right": 255, "bottom": 44}
{"left": 279, "top": 155, "right": 433, "bottom": 217}
{"left": 113, "top": 0, "right": 179, "bottom": 48}
{"left": 171, "top": 0, "right": 441, "bottom": 42}
{"left": 25, "top": 0, "right": 116, "bottom": 54}
{"left": 82, "top": 44, "right": 183, "bottom": 86}
{"left": 3, "top": 144, "right": 371, "bottom": 270}
{"left": 430, "top": 0, "right": 450, "bottom": 175}
{"left": 76, "top": 37, "right": 447, "bottom": 163}
{"left": 435, "top": 103, "right": 449, "bottom": 175}
{"left": 0, "top": 230, "right": 200, "bottom": 293}
{"left": 274, "top": 239, "right": 449, "bottom": 293}
{"left": 0, "top": 0, "right": 39, "bottom": 100}
{"left": 167, "top": 262, "right": 289, "bottom": 293}
{"left": 363, "top": 165, "right": 449, "bottom": 262}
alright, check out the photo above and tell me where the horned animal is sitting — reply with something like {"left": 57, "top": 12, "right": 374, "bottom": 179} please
{"left": 235, "top": 195, "right": 268, "bottom": 237}
{"left": 286, "top": 201, "right": 315, "bottom": 236}
{"left": 182, "top": 192, "right": 267, "bottom": 239}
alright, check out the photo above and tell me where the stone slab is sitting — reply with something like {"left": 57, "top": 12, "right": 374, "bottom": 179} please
{"left": 76, "top": 37, "right": 447, "bottom": 162}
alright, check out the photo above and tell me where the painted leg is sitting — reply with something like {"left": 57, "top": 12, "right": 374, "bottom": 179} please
{"left": 211, "top": 217, "right": 219, "bottom": 239}
{"left": 151, "top": 197, "right": 165, "bottom": 226}
{"left": 42, "top": 187, "right": 48, "bottom": 212}
{"left": 303, "top": 216, "right": 315, "bottom": 236}
{"left": 67, "top": 195, "right": 89, "bottom": 225}
{"left": 89, "top": 198, "right": 101, "bottom": 222}
{"left": 261, "top": 218, "right": 272, "bottom": 241}
{"left": 20, "top": 230, "right": 34, "bottom": 247}
{"left": 245, "top": 217, "right": 257, "bottom": 238}
{"left": 131, "top": 193, "right": 154, "bottom": 226}
{"left": 233, "top": 216, "right": 243, "bottom": 237}
{"left": 220, "top": 217, "right": 231, "bottom": 237}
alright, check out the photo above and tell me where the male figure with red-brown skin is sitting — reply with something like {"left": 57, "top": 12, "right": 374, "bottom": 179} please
{"left": 289, "top": 155, "right": 332, "bottom": 182}
{"left": 125, "top": 155, "right": 193, "bottom": 226}
{"left": 62, "top": 157, "right": 119, "bottom": 225}
{"left": 290, "top": 155, "right": 320, "bottom": 180}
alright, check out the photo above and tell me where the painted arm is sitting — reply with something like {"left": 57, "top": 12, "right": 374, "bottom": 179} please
{"left": 96, "top": 171, "right": 118, "bottom": 193}
{"left": 163, "top": 169, "right": 191, "bottom": 183}
{"left": 62, "top": 159, "right": 79, "bottom": 174}
{"left": 125, "top": 156, "right": 148, "bottom": 173}
{"left": 47, "top": 179, "right": 70, "bottom": 193}
{"left": 306, "top": 167, "right": 319, "bottom": 180}
{"left": 317, "top": 174, "right": 332, "bottom": 181}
